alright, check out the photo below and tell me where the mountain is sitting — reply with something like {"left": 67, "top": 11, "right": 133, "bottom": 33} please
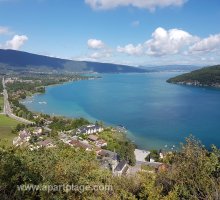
{"left": 140, "top": 65, "right": 202, "bottom": 72}
{"left": 167, "top": 65, "right": 220, "bottom": 87}
{"left": 0, "top": 49, "right": 146, "bottom": 74}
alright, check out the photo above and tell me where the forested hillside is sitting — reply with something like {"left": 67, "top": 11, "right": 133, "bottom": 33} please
{"left": 167, "top": 65, "right": 220, "bottom": 87}
{"left": 0, "top": 137, "right": 219, "bottom": 199}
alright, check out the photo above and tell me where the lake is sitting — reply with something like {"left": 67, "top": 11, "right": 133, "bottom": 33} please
{"left": 22, "top": 72, "right": 220, "bottom": 150}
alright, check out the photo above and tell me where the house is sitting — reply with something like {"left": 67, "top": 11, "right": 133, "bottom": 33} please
{"left": 100, "top": 158, "right": 112, "bottom": 170}
{"left": 93, "top": 147, "right": 102, "bottom": 154}
{"left": 69, "top": 139, "right": 79, "bottom": 146}
{"left": 98, "top": 149, "right": 117, "bottom": 159}
{"left": 19, "top": 130, "right": 31, "bottom": 142}
{"left": 114, "top": 160, "right": 128, "bottom": 176}
{"left": 13, "top": 130, "right": 31, "bottom": 147}
{"left": 43, "top": 127, "right": 52, "bottom": 135}
{"left": 37, "top": 139, "right": 54, "bottom": 148}
{"left": 33, "top": 127, "right": 43, "bottom": 136}
{"left": 98, "top": 149, "right": 119, "bottom": 172}
{"left": 76, "top": 124, "right": 104, "bottom": 135}
{"left": 69, "top": 139, "right": 92, "bottom": 151}
{"left": 88, "top": 135, "right": 99, "bottom": 141}
{"left": 159, "top": 149, "right": 164, "bottom": 159}
{"left": 44, "top": 120, "right": 53, "bottom": 125}
{"left": 95, "top": 139, "right": 107, "bottom": 147}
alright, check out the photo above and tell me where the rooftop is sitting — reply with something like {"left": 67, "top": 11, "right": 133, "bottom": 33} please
{"left": 115, "top": 160, "right": 127, "bottom": 172}
{"left": 88, "top": 135, "right": 99, "bottom": 141}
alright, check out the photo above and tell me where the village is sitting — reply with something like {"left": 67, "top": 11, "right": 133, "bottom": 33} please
{"left": 1, "top": 75, "right": 169, "bottom": 178}
{"left": 12, "top": 114, "right": 168, "bottom": 177}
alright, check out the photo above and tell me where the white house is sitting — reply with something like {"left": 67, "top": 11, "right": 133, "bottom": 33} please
{"left": 114, "top": 160, "right": 128, "bottom": 176}
{"left": 77, "top": 124, "right": 103, "bottom": 135}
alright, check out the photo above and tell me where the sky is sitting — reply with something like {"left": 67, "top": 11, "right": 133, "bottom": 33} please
{"left": 0, "top": 0, "right": 220, "bottom": 66}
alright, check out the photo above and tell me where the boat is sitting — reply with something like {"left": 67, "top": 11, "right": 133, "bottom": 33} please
{"left": 38, "top": 101, "right": 47, "bottom": 105}
{"left": 116, "top": 125, "right": 127, "bottom": 132}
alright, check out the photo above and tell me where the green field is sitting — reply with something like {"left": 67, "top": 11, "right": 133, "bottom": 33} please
{"left": 0, "top": 95, "right": 3, "bottom": 113}
{"left": 0, "top": 115, "right": 20, "bottom": 146}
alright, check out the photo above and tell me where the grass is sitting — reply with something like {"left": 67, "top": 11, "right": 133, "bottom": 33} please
{"left": 0, "top": 115, "right": 20, "bottom": 146}
{"left": 0, "top": 95, "right": 3, "bottom": 113}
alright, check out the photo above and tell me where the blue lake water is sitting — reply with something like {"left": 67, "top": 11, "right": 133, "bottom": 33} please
{"left": 23, "top": 73, "right": 220, "bottom": 150}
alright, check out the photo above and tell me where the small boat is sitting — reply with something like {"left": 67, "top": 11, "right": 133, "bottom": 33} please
{"left": 116, "top": 125, "right": 127, "bottom": 132}
{"left": 118, "top": 124, "right": 126, "bottom": 129}
{"left": 39, "top": 101, "right": 47, "bottom": 105}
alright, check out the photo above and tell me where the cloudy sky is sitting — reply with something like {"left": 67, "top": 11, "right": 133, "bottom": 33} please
{"left": 0, "top": 0, "right": 220, "bottom": 66}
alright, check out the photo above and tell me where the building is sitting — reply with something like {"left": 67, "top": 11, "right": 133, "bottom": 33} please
{"left": 44, "top": 127, "right": 52, "bottom": 135}
{"left": 114, "top": 160, "right": 128, "bottom": 176}
{"left": 87, "top": 135, "right": 107, "bottom": 147}
{"left": 33, "top": 127, "right": 43, "bottom": 136}
{"left": 95, "top": 139, "right": 107, "bottom": 147}
{"left": 19, "top": 130, "right": 31, "bottom": 142}
{"left": 37, "top": 139, "right": 55, "bottom": 148}
{"left": 98, "top": 149, "right": 119, "bottom": 172}
{"left": 76, "top": 124, "right": 103, "bottom": 135}
{"left": 69, "top": 139, "right": 92, "bottom": 151}
{"left": 13, "top": 130, "right": 31, "bottom": 147}
{"left": 98, "top": 149, "right": 117, "bottom": 159}
{"left": 88, "top": 134, "right": 99, "bottom": 141}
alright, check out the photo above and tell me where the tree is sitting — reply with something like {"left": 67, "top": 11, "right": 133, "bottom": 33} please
{"left": 150, "top": 150, "right": 160, "bottom": 162}
{"left": 157, "top": 136, "right": 220, "bottom": 199}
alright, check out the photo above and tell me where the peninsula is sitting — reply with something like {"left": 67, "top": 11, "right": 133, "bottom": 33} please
{"left": 167, "top": 65, "right": 220, "bottom": 88}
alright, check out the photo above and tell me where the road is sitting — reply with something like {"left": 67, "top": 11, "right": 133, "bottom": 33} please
{"left": 2, "top": 77, "right": 34, "bottom": 125}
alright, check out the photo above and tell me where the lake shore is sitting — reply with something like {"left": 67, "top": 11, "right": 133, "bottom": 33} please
{"left": 21, "top": 72, "right": 220, "bottom": 150}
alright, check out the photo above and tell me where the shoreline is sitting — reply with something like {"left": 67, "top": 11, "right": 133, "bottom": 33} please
{"left": 21, "top": 76, "right": 179, "bottom": 151}
{"left": 19, "top": 76, "right": 147, "bottom": 149}
{"left": 21, "top": 86, "right": 179, "bottom": 151}
{"left": 168, "top": 81, "right": 220, "bottom": 89}
{"left": 19, "top": 72, "right": 220, "bottom": 151}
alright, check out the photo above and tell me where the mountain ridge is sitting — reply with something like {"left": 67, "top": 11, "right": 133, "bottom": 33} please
{"left": 0, "top": 49, "right": 146, "bottom": 74}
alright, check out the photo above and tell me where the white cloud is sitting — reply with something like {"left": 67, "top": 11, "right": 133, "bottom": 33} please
{"left": 117, "top": 44, "right": 143, "bottom": 55}
{"left": 85, "top": 0, "right": 187, "bottom": 11}
{"left": 90, "top": 51, "right": 111, "bottom": 59}
{"left": 189, "top": 34, "right": 220, "bottom": 53}
{"left": 0, "top": 26, "right": 10, "bottom": 35}
{"left": 74, "top": 49, "right": 112, "bottom": 62}
{"left": 117, "top": 27, "right": 198, "bottom": 56}
{"left": 2, "top": 35, "right": 28, "bottom": 50}
{"left": 145, "top": 27, "right": 197, "bottom": 56}
{"left": 86, "top": 38, "right": 112, "bottom": 61}
{"left": 87, "top": 39, "right": 105, "bottom": 49}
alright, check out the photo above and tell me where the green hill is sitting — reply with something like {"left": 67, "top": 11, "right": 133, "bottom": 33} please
{"left": 167, "top": 65, "right": 220, "bottom": 87}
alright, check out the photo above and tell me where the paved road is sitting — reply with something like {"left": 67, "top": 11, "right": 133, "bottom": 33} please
{"left": 2, "top": 77, "right": 34, "bottom": 125}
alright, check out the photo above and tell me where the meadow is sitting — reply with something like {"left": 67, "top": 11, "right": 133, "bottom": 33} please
{"left": 0, "top": 115, "right": 19, "bottom": 146}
